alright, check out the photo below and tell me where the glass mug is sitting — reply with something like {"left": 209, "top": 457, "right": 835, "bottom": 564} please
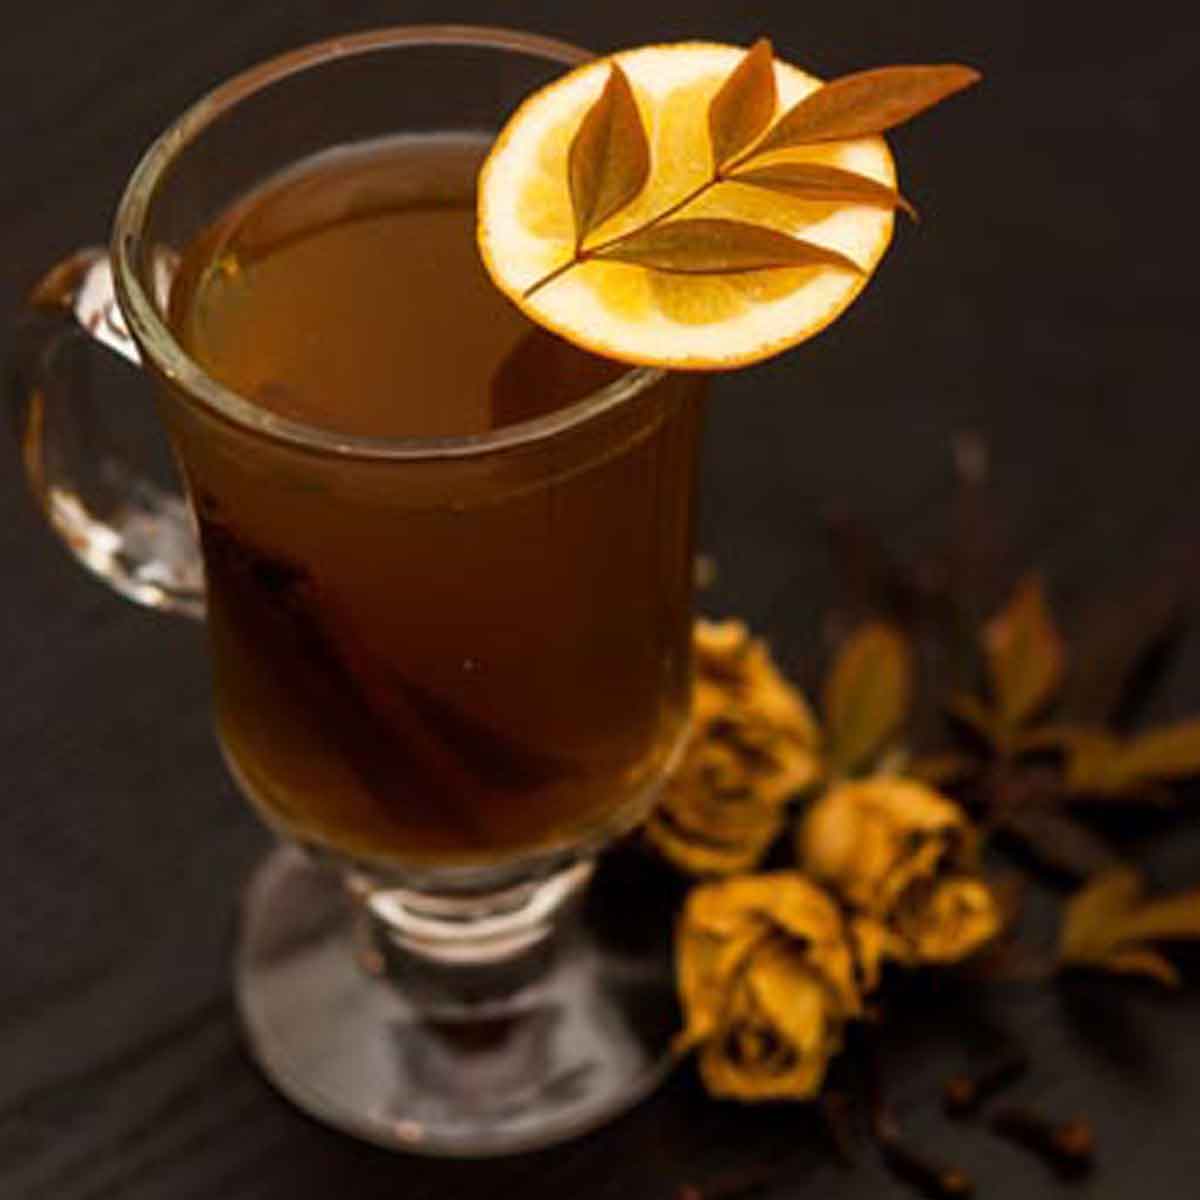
{"left": 12, "top": 27, "right": 705, "bottom": 1155}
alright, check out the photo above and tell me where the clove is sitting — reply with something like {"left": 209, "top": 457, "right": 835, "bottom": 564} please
{"left": 871, "top": 1107, "right": 974, "bottom": 1200}
{"left": 990, "top": 1105, "right": 1094, "bottom": 1177}
{"left": 675, "top": 1163, "right": 777, "bottom": 1200}
{"left": 877, "top": 1135, "right": 975, "bottom": 1199}
{"left": 943, "top": 1051, "right": 1029, "bottom": 1118}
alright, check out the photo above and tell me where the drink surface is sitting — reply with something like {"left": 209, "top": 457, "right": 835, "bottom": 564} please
{"left": 171, "top": 134, "right": 627, "bottom": 437}
{"left": 166, "top": 134, "right": 700, "bottom": 868}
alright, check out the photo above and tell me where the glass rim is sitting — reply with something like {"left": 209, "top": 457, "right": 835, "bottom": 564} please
{"left": 110, "top": 24, "right": 665, "bottom": 462}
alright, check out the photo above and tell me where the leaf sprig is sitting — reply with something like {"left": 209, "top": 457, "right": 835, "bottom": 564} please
{"left": 524, "top": 41, "right": 980, "bottom": 297}
{"left": 935, "top": 573, "right": 1200, "bottom": 808}
{"left": 813, "top": 453, "right": 1200, "bottom": 982}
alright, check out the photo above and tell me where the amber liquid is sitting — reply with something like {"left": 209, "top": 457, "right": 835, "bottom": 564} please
{"left": 167, "top": 135, "right": 701, "bottom": 868}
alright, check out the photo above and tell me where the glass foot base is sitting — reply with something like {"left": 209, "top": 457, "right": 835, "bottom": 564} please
{"left": 235, "top": 844, "right": 679, "bottom": 1156}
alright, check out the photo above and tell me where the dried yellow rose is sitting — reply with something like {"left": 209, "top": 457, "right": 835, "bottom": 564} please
{"left": 799, "top": 778, "right": 963, "bottom": 909}
{"left": 894, "top": 876, "right": 1001, "bottom": 963}
{"left": 647, "top": 620, "right": 822, "bottom": 875}
{"left": 675, "top": 873, "right": 859, "bottom": 1100}
{"left": 798, "top": 778, "right": 999, "bottom": 967}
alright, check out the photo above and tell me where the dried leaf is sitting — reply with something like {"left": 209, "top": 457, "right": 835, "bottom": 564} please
{"left": 1060, "top": 867, "right": 1200, "bottom": 985}
{"left": 749, "top": 64, "right": 981, "bottom": 155}
{"left": 708, "top": 37, "right": 778, "bottom": 170}
{"left": 1058, "top": 729, "right": 1131, "bottom": 795}
{"left": 568, "top": 62, "right": 651, "bottom": 245}
{"left": 905, "top": 752, "right": 978, "bottom": 786}
{"left": 1101, "top": 947, "right": 1181, "bottom": 987}
{"left": 1033, "top": 719, "right": 1200, "bottom": 798}
{"left": 730, "top": 161, "right": 917, "bottom": 220}
{"left": 823, "top": 622, "right": 913, "bottom": 773}
{"left": 997, "top": 809, "right": 1120, "bottom": 881}
{"left": 1060, "top": 867, "right": 1143, "bottom": 961}
{"left": 1121, "top": 718, "right": 1200, "bottom": 782}
{"left": 1113, "top": 890, "right": 1200, "bottom": 944}
{"left": 983, "top": 575, "right": 1065, "bottom": 727}
{"left": 592, "top": 218, "right": 864, "bottom": 275}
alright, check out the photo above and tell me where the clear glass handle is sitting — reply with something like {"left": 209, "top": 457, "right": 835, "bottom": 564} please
{"left": 10, "top": 247, "right": 206, "bottom": 618}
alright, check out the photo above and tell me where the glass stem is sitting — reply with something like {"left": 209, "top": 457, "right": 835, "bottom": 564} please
{"left": 347, "top": 859, "right": 595, "bottom": 1010}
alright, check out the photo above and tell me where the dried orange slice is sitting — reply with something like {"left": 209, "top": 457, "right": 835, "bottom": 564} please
{"left": 477, "top": 42, "right": 901, "bottom": 369}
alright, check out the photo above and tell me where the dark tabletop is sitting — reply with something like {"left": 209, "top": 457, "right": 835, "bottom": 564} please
{"left": 4, "top": 2, "right": 1200, "bottom": 1198}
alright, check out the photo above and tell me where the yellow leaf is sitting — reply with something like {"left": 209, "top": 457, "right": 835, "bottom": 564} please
{"left": 1121, "top": 717, "right": 1200, "bottom": 782}
{"left": 1061, "top": 869, "right": 1200, "bottom": 984}
{"left": 904, "top": 752, "right": 978, "bottom": 786}
{"left": 1061, "top": 729, "right": 1130, "bottom": 794}
{"left": 1045, "top": 719, "right": 1200, "bottom": 797}
{"left": 982, "top": 575, "right": 1066, "bottom": 727}
{"left": 1017, "top": 723, "right": 1146, "bottom": 793}
{"left": 707, "top": 37, "right": 778, "bottom": 170}
{"left": 1112, "top": 890, "right": 1200, "bottom": 944}
{"left": 568, "top": 62, "right": 651, "bottom": 245}
{"left": 1016, "top": 723, "right": 1149, "bottom": 796}
{"left": 1098, "top": 946, "right": 1181, "bottom": 988}
{"left": 1059, "top": 867, "right": 1143, "bottom": 961}
{"left": 823, "top": 622, "right": 914, "bottom": 773}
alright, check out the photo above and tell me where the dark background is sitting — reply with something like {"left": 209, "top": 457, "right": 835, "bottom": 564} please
{"left": 4, "top": 2, "right": 1200, "bottom": 1197}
